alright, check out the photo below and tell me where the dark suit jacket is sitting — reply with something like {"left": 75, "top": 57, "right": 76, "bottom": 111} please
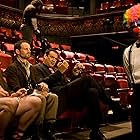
{"left": 4, "top": 59, "right": 37, "bottom": 92}
{"left": 33, "top": 63, "right": 66, "bottom": 92}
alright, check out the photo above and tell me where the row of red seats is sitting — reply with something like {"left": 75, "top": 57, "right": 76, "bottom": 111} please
{"left": 32, "top": 36, "right": 72, "bottom": 52}
{"left": 0, "top": 31, "right": 132, "bottom": 130}
{"left": 38, "top": 50, "right": 132, "bottom": 111}
{"left": 0, "top": 27, "right": 22, "bottom": 44}
{"left": 0, "top": 45, "right": 128, "bottom": 94}
{"left": 0, "top": 52, "right": 132, "bottom": 132}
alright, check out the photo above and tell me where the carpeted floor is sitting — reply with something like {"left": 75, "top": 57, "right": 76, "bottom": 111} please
{"left": 55, "top": 121, "right": 132, "bottom": 140}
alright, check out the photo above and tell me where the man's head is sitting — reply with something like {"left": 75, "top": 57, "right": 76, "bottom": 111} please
{"left": 31, "top": 0, "right": 44, "bottom": 12}
{"left": 43, "top": 48, "right": 59, "bottom": 68}
{"left": 14, "top": 40, "right": 31, "bottom": 59}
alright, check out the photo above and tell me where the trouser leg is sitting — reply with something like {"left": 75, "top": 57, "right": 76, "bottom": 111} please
{"left": 86, "top": 88, "right": 102, "bottom": 130}
{"left": 0, "top": 97, "right": 18, "bottom": 137}
{"left": 57, "top": 76, "right": 90, "bottom": 114}
{"left": 65, "top": 75, "right": 109, "bottom": 104}
{"left": 131, "top": 87, "right": 140, "bottom": 140}
{"left": 57, "top": 77, "right": 102, "bottom": 130}
{"left": 85, "top": 75, "right": 122, "bottom": 114}
{"left": 45, "top": 93, "right": 58, "bottom": 122}
{"left": 21, "top": 26, "right": 33, "bottom": 44}
{"left": 61, "top": 75, "right": 116, "bottom": 114}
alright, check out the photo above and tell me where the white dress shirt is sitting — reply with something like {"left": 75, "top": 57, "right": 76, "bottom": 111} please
{"left": 123, "top": 41, "right": 140, "bottom": 84}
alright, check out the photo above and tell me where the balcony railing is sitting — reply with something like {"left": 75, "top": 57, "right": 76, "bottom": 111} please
{"left": 0, "top": 4, "right": 126, "bottom": 37}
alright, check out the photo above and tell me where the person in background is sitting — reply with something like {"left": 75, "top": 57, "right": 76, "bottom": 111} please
{"left": 4, "top": 40, "right": 58, "bottom": 140}
{"left": 33, "top": 48, "right": 123, "bottom": 140}
{"left": 123, "top": 4, "right": 140, "bottom": 140}
{"left": 20, "top": 0, "right": 45, "bottom": 46}
{"left": 0, "top": 70, "right": 42, "bottom": 140}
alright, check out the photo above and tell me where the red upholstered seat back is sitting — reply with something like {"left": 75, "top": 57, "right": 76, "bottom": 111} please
{"left": 0, "top": 52, "right": 12, "bottom": 71}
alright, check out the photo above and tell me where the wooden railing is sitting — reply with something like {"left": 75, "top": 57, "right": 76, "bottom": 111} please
{"left": 0, "top": 4, "right": 126, "bottom": 37}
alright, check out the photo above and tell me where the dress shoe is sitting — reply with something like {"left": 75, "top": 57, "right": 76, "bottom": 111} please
{"left": 89, "top": 130, "right": 106, "bottom": 140}
{"left": 35, "top": 126, "right": 46, "bottom": 140}
{"left": 45, "top": 132, "right": 57, "bottom": 140}
{"left": 21, "top": 133, "right": 41, "bottom": 140}
{"left": 44, "top": 122, "right": 57, "bottom": 140}
{"left": 110, "top": 100, "right": 123, "bottom": 113}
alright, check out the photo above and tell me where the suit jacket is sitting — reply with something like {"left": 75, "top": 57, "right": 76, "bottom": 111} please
{"left": 33, "top": 63, "right": 67, "bottom": 92}
{"left": 4, "top": 59, "right": 37, "bottom": 92}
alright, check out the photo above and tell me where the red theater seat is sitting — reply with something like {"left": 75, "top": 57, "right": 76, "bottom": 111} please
{"left": 91, "top": 73, "right": 104, "bottom": 86}
{"left": 58, "top": 108, "right": 87, "bottom": 130}
{"left": 104, "top": 74, "right": 118, "bottom": 97}
{"left": 0, "top": 52, "right": 12, "bottom": 71}
{"left": 14, "top": 31, "right": 23, "bottom": 39}
{"left": 33, "top": 40, "right": 41, "bottom": 49}
{"left": 82, "top": 62, "right": 93, "bottom": 73}
{"left": 74, "top": 53, "right": 86, "bottom": 62}
{"left": 28, "top": 56, "right": 36, "bottom": 65}
{"left": 50, "top": 43, "right": 59, "bottom": 49}
{"left": 116, "top": 78, "right": 133, "bottom": 107}
{"left": 38, "top": 57, "right": 43, "bottom": 63}
{"left": 104, "top": 64, "right": 116, "bottom": 75}
{"left": 94, "top": 63, "right": 105, "bottom": 75}
{"left": 0, "top": 27, "right": 7, "bottom": 36}
{"left": 60, "top": 44, "right": 71, "bottom": 51}
{"left": 58, "top": 51, "right": 74, "bottom": 60}
{"left": 115, "top": 66, "right": 126, "bottom": 78}
{"left": 3, "top": 43, "right": 14, "bottom": 51}
{"left": 64, "top": 51, "right": 74, "bottom": 60}
{"left": 86, "top": 54, "right": 96, "bottom": 62}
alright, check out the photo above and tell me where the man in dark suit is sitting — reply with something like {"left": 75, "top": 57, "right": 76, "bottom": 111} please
{"left": 4, "top": 40, "right": 58, "bottom": 140}
{"left": 0, "top": 70, "right": 42, "bottom": 140}
{"left": 33, "top": 48, "right": 123, "bottom": 140}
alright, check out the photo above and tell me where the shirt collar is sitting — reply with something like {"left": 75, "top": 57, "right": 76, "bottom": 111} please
{"left": 17, "top": 57, "right": 31, "bottom": 68}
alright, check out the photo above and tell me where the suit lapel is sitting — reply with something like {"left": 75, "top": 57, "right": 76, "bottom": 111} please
{"left": 15, "top": 59, "right": 27, "bottom": 78}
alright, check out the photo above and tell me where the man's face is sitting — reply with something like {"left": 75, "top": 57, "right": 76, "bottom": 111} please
{"left": 18, "top": 42, "right": 31, "bottom": 59}
{"left": 44, "top": 51, "right": 58, "bottom": 68}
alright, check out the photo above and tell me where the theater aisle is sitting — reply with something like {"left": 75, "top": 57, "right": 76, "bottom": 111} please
{"left": 55, "top": 121, "right": 132, "bottom": 140}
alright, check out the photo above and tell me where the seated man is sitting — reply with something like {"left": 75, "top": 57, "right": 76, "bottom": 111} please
{"left": 33, "top": 48, "right": 122, "bottom": 140}
{"left": 0, "top": 70, "right": 42, "bottom": 140}
{"left": 4, "top": 40, "right": 58, "bottom": 140}
{"left": 0, "top": 85, "right": 18, "bottom": 140}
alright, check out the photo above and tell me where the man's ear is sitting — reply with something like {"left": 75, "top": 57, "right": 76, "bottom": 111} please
{"left": 43, "top": 54, "right": 46, "bottom": 58}
{"left": 43, "top": 54, "right": 47, "bottom": 61}
{"left": 15, "top": 49, "right": 20, "bottom": 55}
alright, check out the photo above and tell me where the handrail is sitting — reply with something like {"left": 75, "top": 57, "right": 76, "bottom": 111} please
{"left": 0, "top": 4, "right": 126, "bottom": 37}
{"left": 0, "top": 4, "right": 22, "bottom": 13}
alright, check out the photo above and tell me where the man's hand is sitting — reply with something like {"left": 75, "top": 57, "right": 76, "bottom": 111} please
{"left": 72, "top": 63, "right": 85, "bottom": 76}
{"left": 38, "top": 82, "right": 49, "bottom": 92}
{"left": 57, "top": 60, "right": 69, "bottom": 74}
{"left": 37, "top": 82, "right": 49, "bottom": 97}
{"left": 0, "top": 86, "right": 9, "bottom": 97}
{"left": 11, "top": 88, "right": 27, "bottom": 98}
